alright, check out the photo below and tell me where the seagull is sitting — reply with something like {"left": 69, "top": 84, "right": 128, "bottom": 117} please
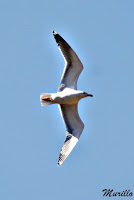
{"left": 40, "top": 30, "right": 93, "bottom": 166}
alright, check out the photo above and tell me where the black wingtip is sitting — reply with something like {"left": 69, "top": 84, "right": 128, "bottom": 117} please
{"left": 52, "top": 30, "right": 57, "bottom": 35}
{"left": 57, "top": 159, "right": 61, "bottom": 167}
{"left": 52, "top": 30, "right": 65, "bottom": 44}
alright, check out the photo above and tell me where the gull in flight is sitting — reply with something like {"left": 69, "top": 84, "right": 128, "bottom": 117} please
{"left": 40, "top": 30, "right": 93, "bottom": 166}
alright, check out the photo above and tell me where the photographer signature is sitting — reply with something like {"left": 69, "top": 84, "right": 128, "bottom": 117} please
{"left": 102, "top": 189, "right": 133, "bottom": 197}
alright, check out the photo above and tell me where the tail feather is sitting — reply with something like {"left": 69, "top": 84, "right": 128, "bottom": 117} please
{"left": 40, "top": 93, "right": 55, "bottom": 106}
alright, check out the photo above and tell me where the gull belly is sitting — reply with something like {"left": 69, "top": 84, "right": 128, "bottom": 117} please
{"left": 52, "top": 88, "right": 87, "bottom": 105}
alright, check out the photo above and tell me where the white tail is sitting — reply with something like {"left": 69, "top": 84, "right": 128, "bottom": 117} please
{"left": 40, "top": 93, "right": 55, "bottom": 106}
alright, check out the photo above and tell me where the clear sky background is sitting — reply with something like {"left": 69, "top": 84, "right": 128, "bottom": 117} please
{"left": 0, "top": 0, "right": 134, "bottom": 200}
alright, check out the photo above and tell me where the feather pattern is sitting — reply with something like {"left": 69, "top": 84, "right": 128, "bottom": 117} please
{"left": 58, "top": 104, "right": 84, "bottom": 166}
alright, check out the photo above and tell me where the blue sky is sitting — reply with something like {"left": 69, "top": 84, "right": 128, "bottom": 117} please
{"left": 0, "top": 0, "right": 134, "bottom": 199}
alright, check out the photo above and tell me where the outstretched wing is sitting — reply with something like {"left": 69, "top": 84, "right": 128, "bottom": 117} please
{"left": 58, "top": 104, "right": 84, "bottom": 166}
{"left": 53, "top": 30, "right": 83, "bottom": 91}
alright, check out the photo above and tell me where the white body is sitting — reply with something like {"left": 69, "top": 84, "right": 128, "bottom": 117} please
{"left": 41, "top": 88, "right": 88, "bottom": 106}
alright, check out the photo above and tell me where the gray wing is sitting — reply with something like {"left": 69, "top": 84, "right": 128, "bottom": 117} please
{"left": 53, "top": 30, "right": 83, "bottom": 91}
{"left": 58, "top": 104, "right": 84, "bottom": 166}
